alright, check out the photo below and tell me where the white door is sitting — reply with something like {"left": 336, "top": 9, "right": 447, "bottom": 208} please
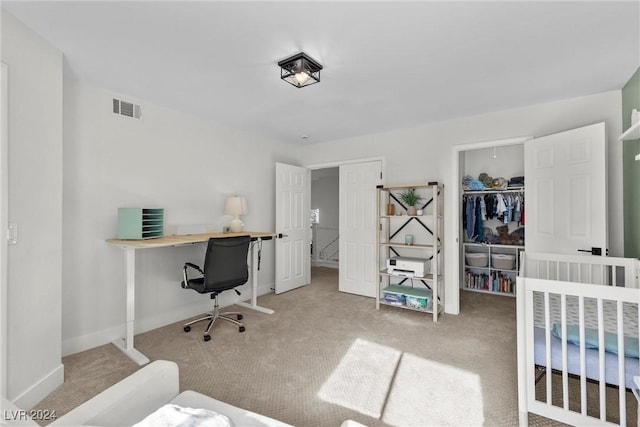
{"left": 525, "top": 122, "right": 607, "bottom": 255}
{"left": 275, "top": 162, "right": 310, "bottom": 294}
{"left": 1, "top": 62, "right": 8, "bottom": 397}
{"left": 339, "top": 161, "right": 382, "bottom": 297}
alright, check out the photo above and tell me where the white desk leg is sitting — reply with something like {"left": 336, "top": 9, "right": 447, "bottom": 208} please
{"left": 111, "top": 247, "right": 150, "bottom": 366}
{"left": 236, "top": 238, "right": 274, "bottom": 315}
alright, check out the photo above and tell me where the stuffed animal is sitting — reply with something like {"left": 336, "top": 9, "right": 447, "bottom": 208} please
{"left": 496, "top": 225, "right": 524, "bottom": 245}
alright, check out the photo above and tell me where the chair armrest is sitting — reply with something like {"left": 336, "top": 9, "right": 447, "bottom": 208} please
{"left": 182, "top": 262, "right": 204, "bottom": 288}
{"left": 184, "top": 262, "right": 204, "bottom": 274}
{"left": 49, "top": 360, "right": 179, "bottom": 427}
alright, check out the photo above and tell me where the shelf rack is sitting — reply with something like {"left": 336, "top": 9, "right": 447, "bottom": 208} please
{"left": 376, "top": 183, "right": 444, "bottom": 321}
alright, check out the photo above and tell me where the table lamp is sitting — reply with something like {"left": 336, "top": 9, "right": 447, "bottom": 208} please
{"left": 225, "top": 195, "right": 247, "bottom": 232}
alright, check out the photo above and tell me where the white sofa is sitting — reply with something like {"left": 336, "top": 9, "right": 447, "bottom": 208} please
{"left": 3, "top": 360, "right": 293, "bottom": 427}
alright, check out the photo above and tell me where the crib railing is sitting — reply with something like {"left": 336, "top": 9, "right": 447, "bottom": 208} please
{"left": 517, "top": 277, "right": 640, "bottom": 426}
{"left": 517, "top": 253, "right": 640, "bottom": 426}
{"left": 520, "top": 252, "right": 639, "bottom": 289}
{"left": 519, "top": 253, "right": 640, "bottom": 338}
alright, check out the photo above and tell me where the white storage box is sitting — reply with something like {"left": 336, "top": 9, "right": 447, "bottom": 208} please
{"left": 492, "top": 253, "right": 516, "bottom": 270}
{"left": 465, "top": 252, "right": 489, "bottom": 267}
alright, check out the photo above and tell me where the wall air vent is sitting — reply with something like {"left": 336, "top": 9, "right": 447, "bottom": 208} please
{"left": 113, "top": 98, "right": 142, "bottom": 119}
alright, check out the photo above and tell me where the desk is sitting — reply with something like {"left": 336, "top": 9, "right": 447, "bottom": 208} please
{"left": 107, "top": 231, "right": 275, "bottom": 365}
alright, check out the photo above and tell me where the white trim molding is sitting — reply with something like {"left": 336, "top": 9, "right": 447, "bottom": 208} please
{"left": 12, "top": 364, "right": 63, "bottom": 410}
{"left": 448, "top": 136, "right": 531, "bottom": 315}
{"left": 1, "top": 62, "right": 8, "bottom": 399}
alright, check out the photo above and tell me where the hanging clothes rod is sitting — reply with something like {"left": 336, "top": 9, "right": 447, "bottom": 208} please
{"left": 462, "top": 187, "right": 524, "bottom": 195}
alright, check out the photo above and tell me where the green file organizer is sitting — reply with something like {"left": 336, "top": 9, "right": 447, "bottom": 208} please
{"left": 117, "top": 208, "right": 164, "bottom": 239}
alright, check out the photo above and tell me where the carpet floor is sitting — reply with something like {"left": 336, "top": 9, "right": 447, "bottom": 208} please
{"left": 33, "top": 267, "right": 637, "bottom": 426}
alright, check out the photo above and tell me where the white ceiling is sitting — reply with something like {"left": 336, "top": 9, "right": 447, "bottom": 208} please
{"left": 3, "top": 1, "right": 639, "bottom": 144}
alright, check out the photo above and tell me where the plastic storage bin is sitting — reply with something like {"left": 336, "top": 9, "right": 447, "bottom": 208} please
{"left": 466, "top": 252, "right": 489, "bottom": 267}
{"left": 406, "top": 295, "right": 430, "bottom": 310}
{"left": 492, "top": 253, "right": 516, "bottom": 270}
{"left": 382, "top": 292, "right": 406, "bottom": 306}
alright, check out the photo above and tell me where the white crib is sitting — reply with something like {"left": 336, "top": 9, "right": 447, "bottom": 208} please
{"left": 517, "top": 253, "right": 640, "bottom": 426}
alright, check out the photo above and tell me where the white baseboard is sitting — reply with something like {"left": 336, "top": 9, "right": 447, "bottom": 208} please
{"left": 62, "top": 281, "right": 277, "bottom": 357}
{"left": 12, "top": 363, "right": 63, "bottom": 410}
{"left": 62, "top": 324, "right": 124, "bottom": 357}
{"left": 134, "top": 300, "right": 214, "bottom": 336}
{"left": 311, "top": 261, "right": 339, "bottom": 269}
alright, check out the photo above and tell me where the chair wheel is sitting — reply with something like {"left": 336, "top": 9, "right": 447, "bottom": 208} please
{"left": 237, "top": 314, "right": 243, "bottom": 321}
{"left": 204, "top": 335, "right": 211, "bottom": 342}
{"left": 183, "top": 326, "right": 191, "bottom": 333}
{"left": 239, "top": 326, "right": 246, "bottom": 333}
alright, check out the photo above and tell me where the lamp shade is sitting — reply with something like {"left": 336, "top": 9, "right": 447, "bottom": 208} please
{"left": 225, "top": 196, "right": 247, "bottom": 232}
{"left": 224, "top": 196, "right": 247, "bottom": 216}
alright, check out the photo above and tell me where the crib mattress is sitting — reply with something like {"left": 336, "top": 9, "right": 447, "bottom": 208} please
{"left": 534, "top": 326, "right": 640, "bottom": 389}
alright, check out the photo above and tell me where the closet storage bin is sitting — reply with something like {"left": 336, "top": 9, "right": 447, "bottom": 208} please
{"left": 466, "top": 252, "right": 489, "bottom": 267}
{"left": 491, "top": 254, "right": 516, "bottom": 270}
{"left": 382, "top": 285, "right": 432, "bottom": 310}
{"left": 406, "top": 294, "right": 430, "bottom": 310}
{"left": 382, "top": 290, "right": 406, "bottom": 306}
{"left": 117, "top": 208, "right": 164, "bottom": 240}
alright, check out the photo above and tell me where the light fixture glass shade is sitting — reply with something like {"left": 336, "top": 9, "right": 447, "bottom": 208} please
{"left": 278, "top": 52, "right": 323, "bottom": 88}
{"left": 225, "top": 196, "right": 247, "bottom": 233}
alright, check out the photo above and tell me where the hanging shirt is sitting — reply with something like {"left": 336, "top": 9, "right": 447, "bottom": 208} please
{"left": 484, "top": 195, "right": 494, "bottom": 219}
{"left": 496, "top": 194, "right": 507, "bottom": 217}
{"left": 474, "top": 196, "right": 484, "bottom": 242}
{"left": 465, "top": 196, "right": 475, "bottom": 239}
{"left": 513, "top": 195, "right": 522, "bottom": 223}
{"left": 503, "top": 195, "right": 512, "bottom": 224}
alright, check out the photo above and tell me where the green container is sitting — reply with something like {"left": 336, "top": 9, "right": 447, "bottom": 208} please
{"left": 117, "top": 208, "right": 164, "bottom": 240}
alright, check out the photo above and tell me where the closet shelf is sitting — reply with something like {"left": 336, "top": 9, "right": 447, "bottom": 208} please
{"left": 464, "top": 242, "right": 524, "bottom": 249}
{"left": 464, "top": 265, "right": 519, "bottom": 273}
{"left": 461, "top": 183, "right": 524, "bottom": 297}
{"left": 462, "top": 186, "right": 524, "bottom": 194}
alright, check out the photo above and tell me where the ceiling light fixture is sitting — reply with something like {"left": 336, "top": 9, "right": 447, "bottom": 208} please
{"left": 278, "top": 52, "right": 323, "bottom": 88}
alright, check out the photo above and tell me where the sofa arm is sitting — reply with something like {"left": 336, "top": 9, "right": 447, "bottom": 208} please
{"left": 49, "top": 360, "right": 179, "bottom": 427}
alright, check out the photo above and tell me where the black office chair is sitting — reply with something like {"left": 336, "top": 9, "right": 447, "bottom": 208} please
{"left": 181, "top": 235, "right": 251, "bottom": 341}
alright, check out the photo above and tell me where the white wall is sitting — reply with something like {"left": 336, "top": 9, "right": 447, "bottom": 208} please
{"left": 62, "top": 79, "right": 296, "bottom": 355}
{"left": 463, "top": 144, "right": 524, "bottom": 180}
{"left": 1, "top": 11, "right": 64, "bottom": 407}
{"left": 298, "top": 91, "right": 623, "bottom": 314}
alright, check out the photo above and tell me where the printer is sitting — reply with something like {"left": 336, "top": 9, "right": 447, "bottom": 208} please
{"left": 386, "top": 256, "right": 429, "bottom": 278}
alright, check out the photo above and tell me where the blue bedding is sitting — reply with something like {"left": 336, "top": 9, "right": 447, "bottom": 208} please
{"left": 551, "top": 323, "right": 640, "bottom": 358}
{"left": 534, "top": 326, "right": 640, "bottom": 389}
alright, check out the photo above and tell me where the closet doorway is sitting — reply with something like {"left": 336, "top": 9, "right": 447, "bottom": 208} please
{"left": 450, "top": 123, "right": 608, "bottom": 314}
{"left": 450, "top": 137, "right": 529, "bottom": 315}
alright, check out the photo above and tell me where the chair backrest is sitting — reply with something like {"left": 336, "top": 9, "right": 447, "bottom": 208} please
{"left": 203, "top": 235, "right": 251, "bottom": 292}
